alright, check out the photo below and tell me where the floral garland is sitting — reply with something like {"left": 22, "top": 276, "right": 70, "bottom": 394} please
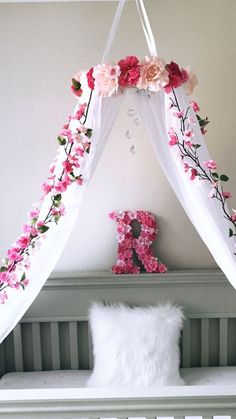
{"left": 109, "top": 210, "right": 167, "bottom": 274}
{"left": 71, "top": 56, "right": 197, "bottom": 98}
{"left": 0, "top": 54, "right": 235, "bottom": 304}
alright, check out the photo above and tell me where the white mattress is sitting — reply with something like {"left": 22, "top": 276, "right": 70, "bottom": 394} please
{"left": 0, "top": 367, "right": 236, "bottom": 389}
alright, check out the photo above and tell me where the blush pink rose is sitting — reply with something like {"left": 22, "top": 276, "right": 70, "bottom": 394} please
{"left": 137, "top": 57, "right": 169, "bottom": 91}
{"left": 93, "top": 64, "right": 120, "bottom": 97}
{"left": 118, "top": 56, "right": 140, "bottom": 88}
{"left": 184, "top": 67, "right": 198, "bottom": 95}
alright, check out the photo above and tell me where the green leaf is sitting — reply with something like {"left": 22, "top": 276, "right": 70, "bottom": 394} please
{"left": 54, "top": 215, "right": 61, "bottom": 224}
{"left": 192, "top": 144, "right": 201, "bottom": 149}
{"left": 220, "top": 174, "right": 229, "bottom": 182}
{"left": 212, "top": 172, "right": 219, "bottom": 179}
{"left": 0, "top": 266, "right": 7, "bottom": 272}
{"left": 86, "top": 142, "right": 91, "bottom": 154}
{"left": 229, "top": 228, "right": 234, "bottom": 237}
{"left": 53, "top": 194, "right": 62, "bottom": 202}
{"left": 38, "top": 225, "right": 49, "bottom": 234}
{"left": 57, "top": 136, "right": 66, "bottom": 146}
{"left": 85, "top": 128, "right": 93, "bottom": 139}
{"left": 21, "top": 272, "right": 26, "bottom": 282}
{"left": 72, "top": 78, "right": 81, "bottom": 90}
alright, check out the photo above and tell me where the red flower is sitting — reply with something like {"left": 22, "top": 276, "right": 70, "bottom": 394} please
{"left": 165, "top": 61, "right": 189, "bottom": 93}
{"left": 118, "top": 56, "right": 140, "bottom": 88}
{"left": 86, "top": 67, "right": 95, "bottom": 90}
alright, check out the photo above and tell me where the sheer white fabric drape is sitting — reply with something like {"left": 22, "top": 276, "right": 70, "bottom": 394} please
{"left": 0, "top": 83, "right": 125, "bottom": 343}
{"left": 134, "top": 88, "right": 236, "bottom": 288}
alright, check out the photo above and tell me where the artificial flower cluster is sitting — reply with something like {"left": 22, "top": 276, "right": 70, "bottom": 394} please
{"left": 71, "top": 56, "right": 197, "bottom": 98}
{"left": 109, "top": 210, "right": 168, "bottom": 274}
{"left": 0, "top": 101, "right": 93, "bottom": 304}
{"left": 167, "top": 95, "right": 236, "bottom": 246}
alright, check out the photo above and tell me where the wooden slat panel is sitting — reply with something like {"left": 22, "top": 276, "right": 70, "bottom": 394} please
{"left": 32, "top": 323, "right": 42, "bottom": 371}
{"left": 220, "top": 317, "right": 228, "bottom": 366}
{"left": 201, "top": 318, "right": 209, "bottom": 366}
{"left": 69, "top": 321, "right": 79, "bottom": 369}
{"left": 50, "top": 322, "right": 60, "bottom": 370}
{"left": 88, "top": 325, "right": 93, "bottom": 369}
{"left": 182, "top": 319, "right": 191, "bottom": 367}
{"left": 0, "top": 343, "right": 5, "bottom": 377}
{"left": 13, "top": 324, "right": 23, "bottom": 371}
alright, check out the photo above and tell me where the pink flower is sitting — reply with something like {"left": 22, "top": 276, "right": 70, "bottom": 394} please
{"left": 184, "top": 67, "right": 198, "bottom": 95}
{"left": 168, "top": 128, "right": 178, "bottom": 146}
{"left": 73, "top": 103, "right": 87, "bottom": 120}
{"left": 184, "top": 162, "right": 190, "bottom": 172}
{"left": 173, "top": 111, "right": 184, "bottom": 118}
{"left": 62, "top": 160, "right": 73, "bottom": 173}
{"left": 0, "top": 291, "right": 8, "bottom": 305}
{"left": 86, "top": 67, "right": 95, "bottom": 90}
{"left": 7, "top": 272, "right": 20, "bottom": 289}
{"left": 36, "top": 220, "right": 46, "bottom": 228}
{"left": 23, "top": 224, "right": 38, "bottom": 236}
{"left": 74, "top": 146, "right": 84, "bottom": 157}
{"left": 165, "top": 61, "right": 189, "bottom": 93}
{"left": 16, "top": 234, "right": 30, "bottom": 249}
{"left": 118, "top": 56, "right": 140, "bottom": 88}
{"left": 7, "top": 247, "right": 22, "bottom": 262}
{"left": 190, "top": 100, "right": 200, "bottom": 113}
{"left": 22, "top": 278, "right": 29, "bottom": 287}
{"left": 29, "top": 208, "right": 40, "bottom": 218}
{"left": 68, "top": 154, "right": 80, "bottom": 167}
{"left": 60, "top": 128, "right": 72, "bottom": 141}
{"left": 184, "top": 140, "right": 193, "bottom": 147}
{"left": 169, "top": 136, "right": 178, "bottom": 146}
{"left": 184, "top": 129, "right": 194, "bottom": 138}
{"left": 0, "top": 272, "right": 9, "bottom": 284}
{"left": 76, "top": 177, "right": 83, "bottom": 186}
{"left": 158, "top": 263, "right": 168, "bottom": 273}
{"left": 137, "top": 57, "right": 169, "bottom": 91}
{"left": 190, "top": 168, "right": 198, "bottom": 180}
{"left": 42, "top": 182, "right": 53, "bottom": 195}
{"left": 231, "top": 211, "right": 236, "bottom": 222}
{"left": 55, "top": 176, "right": 71, "bottom": 192}
{"left": 94, "top": 64, "right": 120, "bottom": 97}
{"left": 203, "top": 160, "right": 217, "bottom": 170}
{"left": 223, "top": 191, "right": 232, "bottom": 199}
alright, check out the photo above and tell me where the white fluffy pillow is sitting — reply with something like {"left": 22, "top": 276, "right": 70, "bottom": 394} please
{"left": 87, "top": 302, "right": 185, "bottom": 387}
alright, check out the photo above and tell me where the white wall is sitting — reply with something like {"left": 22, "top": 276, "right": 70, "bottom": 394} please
{"left": 0, "top": 0, "right": 235, "bottom": 272}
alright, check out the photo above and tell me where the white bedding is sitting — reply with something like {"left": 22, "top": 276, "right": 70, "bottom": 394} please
{"left": 0, "top": 367, "right": 236, "bottom": 389}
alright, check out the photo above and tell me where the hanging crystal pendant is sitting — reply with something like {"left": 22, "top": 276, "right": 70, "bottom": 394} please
{"left": 134, "top": 116, "right": 140, "bottom": 125}
{"left": 125, "top": 129, "right": 133, "bottom": 139}
{"left": 130, "top": 145, "right": 136, "bottom": 154}
{"left": 127, "top": 108, "right": 135, "bottom": 117}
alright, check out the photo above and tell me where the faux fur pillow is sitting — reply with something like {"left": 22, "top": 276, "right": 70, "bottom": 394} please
{"left": 87, "top": 302, "right": 185, "bottom": 387}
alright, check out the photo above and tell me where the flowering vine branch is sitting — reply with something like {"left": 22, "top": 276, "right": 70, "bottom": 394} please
{"left": 0, "top": 84, "right": 94, "bottom": 304}
{"left": 168, "top": 90, "right": 236, "bottom": 249}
